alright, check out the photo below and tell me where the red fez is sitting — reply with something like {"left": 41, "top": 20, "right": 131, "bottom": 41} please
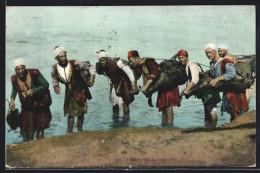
{"left": 128, "top": 50, "right": 139, "bottom": 58}
{"left": 177, "top": 50, "right": 188, "bottom": 57}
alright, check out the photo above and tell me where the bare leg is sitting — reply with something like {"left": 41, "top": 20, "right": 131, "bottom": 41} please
{"left": 68, "top": 116, "right": 74, "bottom": 133}
{"left": 230, "top": 112, "right": 239, "bottom": 122}
{"left": 28, "top": 112, "right": 34, "bottom": 140}
{"left": 77, "top": 114, "right": 84, "bottom": 132}
{"left": 113, "top": 104, "right": 119, "bottom": 117}
{"left": 22, "top": 130, "right": 29, "bottom": 142}
{"left": 166, "top": 106, "right": 173, "bottom": 125}
{"left": 204, "top": 104, "right": 217, "bottom": 127}
{"left": 123, "top": 103, "right": 130, "bottom": 117}
{"left": 204, "top": 107, "right": 211, "bottom": 126}
{"left": 209, "top": 111, "right": 217, "bottom": 127}
{"left": 162, "top": 108, "right": 167, "bottom": 125}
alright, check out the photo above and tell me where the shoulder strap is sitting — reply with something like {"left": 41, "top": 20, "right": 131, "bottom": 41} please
{"left": 187, "top": 66, "right": 192, "bottom": 81}
{"left": 188, "top": 62, "right": 203, "bottom": 75}
{"left": 197, "top": 63, "right": 204, "bottom": 72}
{"left": 221, "top": 58, "right": 233, "bottom": 74}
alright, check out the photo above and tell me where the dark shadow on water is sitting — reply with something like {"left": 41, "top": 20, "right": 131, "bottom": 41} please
{"left": 181, "top": 122, "right": 256, "bottom": 134}
{"left": 161, "top": 123, "right": 174, "bottom": 128}
{"left": 110, "top": 116, "right": 130, "bottom": 129}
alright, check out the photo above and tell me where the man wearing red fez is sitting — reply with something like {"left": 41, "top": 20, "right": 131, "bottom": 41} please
{"left": 128, "top": 50, "right": 180, "bottom": 126}
{"left": 177, "top": 49, "right": 221, "bottom": 127}
{"left": 95, "top": 50, "right": 139, "bottom": 119}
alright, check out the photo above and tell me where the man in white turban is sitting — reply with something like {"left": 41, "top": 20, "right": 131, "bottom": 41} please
{"left": 218, "top": 44, "right": 235, "bottom": 61}
{"left": 205, "top": 43, "right": 218, "bottom": 52}
{"left": 51, "top": 45, "right": 96, "bottom": 133}
{"left": 9, "top": 58, "right": 52, "bottom": 141}
{"left": 218, "top": 44, "right": 255, "bottom": 106}
{"left": 95, "top": 50, "right": 138, "bottom": 119}
{"left": 205, "top": 43, "right": 248, "bottom": 123}
{"left": 12, "top": 58, "right": 26, "bottom": 69}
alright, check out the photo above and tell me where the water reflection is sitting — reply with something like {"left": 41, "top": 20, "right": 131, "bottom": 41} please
{"left": 111, "top": 115, "right": 130, "bottom": 129}
{"left": 161, "top": 123, "right": 174, "bottom": 128}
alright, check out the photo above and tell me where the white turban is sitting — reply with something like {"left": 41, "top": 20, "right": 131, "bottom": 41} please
{"left": 218, "top": 44, "right": 229, "bottom": 51}
{"left": 205, "top": 43, "right": 217, "bottom": 52}
{"left": 97, "top": 50, "right": 108, "bottom": 60}
{"left": 53, "top": 46, "right": 66, "bottom": 58}
{"left": 12, "top": 58, "right": 26, "bottom": 69}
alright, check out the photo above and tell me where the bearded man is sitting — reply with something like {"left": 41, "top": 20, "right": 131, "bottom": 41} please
{"left": 218, "top": 44, "right": 254, "bottom": 106}
{"left": 51, "top": 46, "right": 95, "bottom": 133}
{"left": 9, "top": 58, "right": 52, "bottom": 141}
{"left": 206, "top": 43, "right": 248, "bottom": 122}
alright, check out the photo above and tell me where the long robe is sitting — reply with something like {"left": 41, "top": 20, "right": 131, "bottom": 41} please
{"left": 51, "top": 60, "right": 92, "bottom": 116}
{"left": 96, "top": 58, "right": 134, "bottom": 106}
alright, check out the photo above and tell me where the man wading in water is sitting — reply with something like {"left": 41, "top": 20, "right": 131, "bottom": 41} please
{"left": 51, "top": 46, "right": 95, "bottom": 133}
{"left": 205, "top": 43, "right": 248, "bottom": 122}
{"left": 95, "top": 50, "right": 138, "bottom": 120}
{"left": 178, "top": 50, "right": 221, "bottom": 127}
{"left": 128, "top": 50, "right": 180, "bottom": 127}
{"left": 9, "top": 58, "right": 52, "bottom": 141}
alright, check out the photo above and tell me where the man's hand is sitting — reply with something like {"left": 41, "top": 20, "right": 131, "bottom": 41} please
{"left": 26, "top": 89, "right": 34, "bottom": 96}
{"left": 183, "top": 88, "right": 189, "bottom": 95}
{"left": 140, "top": 85, "right": 148, "bottom": 93}
{"left": 130, "top": 82, "right": 139, "bottom": 95}
{"left": 9, "top": 98, "right": 15, "bottom": 111}
{"left": 141, "top": 79, "right": 153, "bottom": 93}
{"left": 210, "top": 76, "right": 224, "bottom": 87}
{"left": 210, "top": 78, "right": 220, "bottom": 87}
{"left": 22, "top": 91, "right": 27, "bottom": 98}
{"left": 87, "top": 75, "right": 95, "bottom": 87}
{"left": 22, "top": 89, "right": 34, "bottom": 98}
{"left": 54, "top": 85, "right": 61, "bottom": 95}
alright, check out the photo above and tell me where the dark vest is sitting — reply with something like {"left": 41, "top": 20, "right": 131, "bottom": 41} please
{"left": 52, "top": 60, "right": 92, "bottom": 100}
{"left": 11, "top": 69, "right": 51, "bottom": 110}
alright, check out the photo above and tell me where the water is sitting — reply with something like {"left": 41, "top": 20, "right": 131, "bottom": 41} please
{"left": 6, "top": 6, "right": 256, "bottom": 144}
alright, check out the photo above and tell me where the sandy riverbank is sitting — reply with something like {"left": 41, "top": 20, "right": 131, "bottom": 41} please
{"left": 6, "top": 110, "right": 256, "bottom": 168}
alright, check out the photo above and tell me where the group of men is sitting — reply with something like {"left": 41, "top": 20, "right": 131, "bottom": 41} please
{"left": 9, "top": 43, "right": 251, "bottom": 142}
{"left": 181, "top": 43, "right": 249, "bottom": 127}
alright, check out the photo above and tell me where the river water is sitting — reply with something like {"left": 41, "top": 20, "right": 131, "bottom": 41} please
{"left": 6, "top": 6, "right": 256, "bottom": 144}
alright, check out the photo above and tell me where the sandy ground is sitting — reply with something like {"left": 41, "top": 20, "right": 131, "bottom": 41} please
{"left": 6, "top": 110, "right": 255, "bottom": 168}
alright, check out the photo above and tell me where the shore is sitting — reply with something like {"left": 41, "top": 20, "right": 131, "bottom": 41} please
{"left": 6, "top": 110, "right": 256, "bottom": 168}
